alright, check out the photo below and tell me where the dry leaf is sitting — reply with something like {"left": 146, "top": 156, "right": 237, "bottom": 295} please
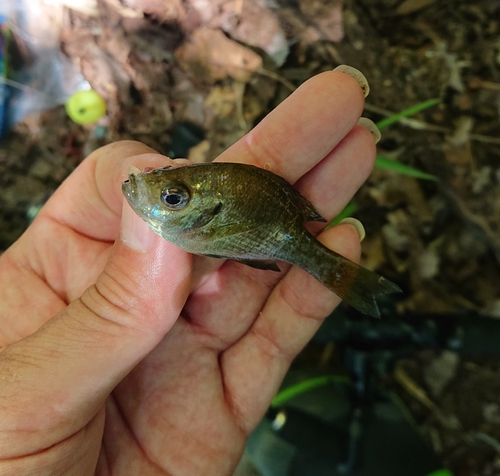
{"left": 188, "top": 140, "right": 210, "bottom": 163}
{"left": 123, "top": 0, "right": 185, "bottom": 22}
{"left": 299, "top": 0, "right": 344, "bottom": 42}
{"left": 175, "top": 28, "right": 262, "bottom": 82}
{"left": 424, "top": 351, "right": 459, "bottom": 398}
{"left": 187, "top": 0, "right": 288, "bottom": 65}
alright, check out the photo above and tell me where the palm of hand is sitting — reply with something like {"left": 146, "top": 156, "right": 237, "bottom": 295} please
{"left": 3, "top": 159, "right": 296, "bottom": 474}
{"left": 0, "top": 72, "right": 374, "bottom": 475}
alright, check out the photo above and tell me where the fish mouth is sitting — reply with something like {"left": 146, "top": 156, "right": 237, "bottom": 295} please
{"left": 122, "top": 173, "right": 149, "bottom": 216}
{"left": 122, "top": 173, "right": 138, "bottom": 203}
{"left": 122, "top": 172, "right": 155, "bottom": 222}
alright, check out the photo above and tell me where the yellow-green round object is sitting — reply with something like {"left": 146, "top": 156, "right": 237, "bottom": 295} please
{"left": 65, "top": 90, "right": 106, "bottom": 125}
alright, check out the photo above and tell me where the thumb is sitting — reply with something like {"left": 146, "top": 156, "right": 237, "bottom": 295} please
{"left": 0, "top": 200, "right": 191, "bottom": 458}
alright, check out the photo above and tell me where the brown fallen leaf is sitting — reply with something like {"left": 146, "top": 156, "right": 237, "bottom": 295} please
{"left": 187, "top": 0, "right": 289, "bottom": 65}
{"left": 424, "top": 351, "right": 459, "bottom": 398}
{"left": 123, "top": 0, "right": 185, "bottom": 22}
{"left": 299, "top": 0, "right": 344, "bottom": 42}
{"left": 175, "top": 28, "right": 262, "bottom": 83}
{"left": 188, "top": 140, "right": 210, "bottom": 163}
{"left": 361, "top": 234, "right": 387, "bottom": 272}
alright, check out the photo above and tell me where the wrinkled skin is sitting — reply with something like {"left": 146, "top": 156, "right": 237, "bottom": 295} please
{"left": 0, "top": 71, "right": 375, "bottom": 475}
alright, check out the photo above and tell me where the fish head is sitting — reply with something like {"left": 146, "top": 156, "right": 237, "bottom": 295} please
{"left": 122, "top": 165, "right": 223, "bottom": 242}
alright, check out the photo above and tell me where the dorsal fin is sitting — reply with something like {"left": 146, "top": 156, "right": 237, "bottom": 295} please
{"left": 296, "top": 194, "right": 327, "bottom": 222}
{"left": 269, "top": 171, "right": 327, "bottom": 223}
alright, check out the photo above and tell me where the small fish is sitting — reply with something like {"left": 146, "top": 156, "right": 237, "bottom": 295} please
{"left": 122, "top": 163, "right": 400, "bottom": 317}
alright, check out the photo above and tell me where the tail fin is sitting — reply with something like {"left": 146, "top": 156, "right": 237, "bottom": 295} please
{"left": 324, "top": 258, "right": 401, "bottom": 317}
{"left": 296, "top": 240, "right": 401, "bottom": 318}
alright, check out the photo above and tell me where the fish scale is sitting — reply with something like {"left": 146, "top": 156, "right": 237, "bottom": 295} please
{"left": 122, "top": 162, "right": 400, "bottom": 317}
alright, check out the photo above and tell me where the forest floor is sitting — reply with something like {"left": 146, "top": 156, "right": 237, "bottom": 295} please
{"left": 1, "top": 0, "right": 500, "bottom": 474}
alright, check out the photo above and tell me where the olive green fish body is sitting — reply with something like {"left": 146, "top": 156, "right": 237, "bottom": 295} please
{"left": 122, "top": 163, "right": 400, "bottom": 317}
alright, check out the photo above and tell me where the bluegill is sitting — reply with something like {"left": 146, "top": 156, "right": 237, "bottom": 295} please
{"left": 122, "top": 163, "right": 400, "bottom": 317}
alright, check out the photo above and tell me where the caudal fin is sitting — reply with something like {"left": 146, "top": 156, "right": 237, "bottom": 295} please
{"left": 316, "top": 254, "right": 401, "bottom": 318}
{"left": 283, "top": 232, "right": 401, "bottom": 317}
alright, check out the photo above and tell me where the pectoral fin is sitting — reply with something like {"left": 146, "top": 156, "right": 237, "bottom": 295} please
{"left": 236, "top": 259, "right": 281, "bottom": 272}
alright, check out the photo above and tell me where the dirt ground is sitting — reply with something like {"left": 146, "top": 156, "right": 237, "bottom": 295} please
{"left": 1, "top": 0, "right": 500, "bottom": 474}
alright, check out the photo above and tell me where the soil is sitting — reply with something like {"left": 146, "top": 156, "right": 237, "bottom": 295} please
{"left": 1, "top": 1, "right": 500, "bottom": 475}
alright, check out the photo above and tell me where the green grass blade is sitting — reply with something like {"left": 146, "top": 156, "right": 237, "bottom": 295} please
{"left": 375, "top": 98, "right": 441, "bottom": 130}
{"left": 376, "top": 155, "right": 438, "bottom": 181}
{"left": 426, "top": 470, "right": 455, "bottom": 476}
{"left": 326, "top": 202, "right": 359, "bottom": 229}
{"left": 271, "top": 375, "right": 350, "bottom": 407}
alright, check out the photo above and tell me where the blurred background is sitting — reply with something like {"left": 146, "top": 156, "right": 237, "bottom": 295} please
{"left": 0, "top": 0, "right": 499, "bottom": 475}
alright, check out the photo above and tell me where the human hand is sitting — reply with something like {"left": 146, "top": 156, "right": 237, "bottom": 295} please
{"left": 0, "top": 68, "right": 376, "bottom": 475}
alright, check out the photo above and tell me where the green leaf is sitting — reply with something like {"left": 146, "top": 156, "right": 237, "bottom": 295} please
{"left": 326, "top": 202, "right": 359, "bottom": 228}
{"left": 375, "top": 97, "right": 442, "bottom": 130}
{"left": 271, "top": 375, "right": 350, "bottom": 407}
{"left": 376, "top": 155, "right": 438, "bottom": 181}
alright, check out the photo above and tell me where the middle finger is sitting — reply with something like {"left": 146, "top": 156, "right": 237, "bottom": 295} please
{"left": 215, "top": 69, "right": 366, "bottom": 184}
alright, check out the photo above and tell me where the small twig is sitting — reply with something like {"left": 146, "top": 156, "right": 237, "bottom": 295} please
{"left": 474, "top": 80, "right": 500, "bottom": 91}
{"left": 469, "top": 133, "right": 500, "bottom": 145}
{"left": 256, "top": 68, "right": 297, "bottom": 92}
{"left": 394, "top": 361, "right": 437, "bottom": 412}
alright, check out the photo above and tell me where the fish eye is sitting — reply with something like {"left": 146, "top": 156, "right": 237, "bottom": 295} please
{"left": 160, "top": 185, "right": 190, "bottom": 210}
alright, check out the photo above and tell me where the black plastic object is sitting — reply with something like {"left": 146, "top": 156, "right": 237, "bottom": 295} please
{"left": 315, "top": 310, "right": 500, "bottom": 357}
{"left": 167, "top": 121, "right": 205, "bottom": 159}
{"left": 265, "top": 403, "right": 441, "bottom": 476}
{"left": 246, "top": 307, "right": 500, "bottom": 475}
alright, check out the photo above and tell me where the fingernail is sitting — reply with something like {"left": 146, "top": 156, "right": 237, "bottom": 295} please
{"left": 121, "top": 199, "right": 156, "bottom": 252}
{"left": 338, "top": 217, "right": 366, "bottom": 242}
{"left": 357, "top": 117, "right": 381, "bottom": 144}
{"left": 333, "top": 65, "right": 370, "bottom": 98}
{"left": 172, "top": 158, "right": 192, "bottom": 166}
